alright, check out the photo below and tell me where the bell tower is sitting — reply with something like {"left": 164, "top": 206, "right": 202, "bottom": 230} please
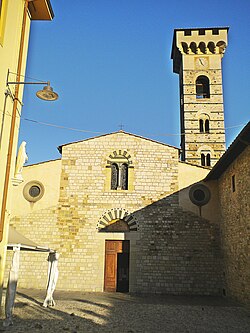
{"left": 171, "top": 27, "right": 229, "bottom": 167}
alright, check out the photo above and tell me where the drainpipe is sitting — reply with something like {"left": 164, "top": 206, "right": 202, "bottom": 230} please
{"left": 0, "top": 2, "right": 29, "bottom": 308}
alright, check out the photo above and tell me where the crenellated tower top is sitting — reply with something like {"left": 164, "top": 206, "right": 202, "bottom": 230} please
{"left": 171, "top": 27, "right": 229, "bottom": 167}
{"left": 171, "top": 27, "right": 229, "bottom": 73}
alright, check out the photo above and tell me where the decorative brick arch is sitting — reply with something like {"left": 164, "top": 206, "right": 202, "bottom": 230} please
{"left": 106, "top": 150, "right": 133, "bottom": 166}
{"left": 97, "top": 208, "right": 138, "bottom": 232}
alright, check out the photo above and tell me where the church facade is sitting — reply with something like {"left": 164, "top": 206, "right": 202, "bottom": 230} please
{"left": 5, "top": 28, "right": 250, "bottom": 305}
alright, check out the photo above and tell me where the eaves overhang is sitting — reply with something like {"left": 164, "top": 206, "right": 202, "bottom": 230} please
{"left": 28, "top": 0, "right": 54, "bottom": 21}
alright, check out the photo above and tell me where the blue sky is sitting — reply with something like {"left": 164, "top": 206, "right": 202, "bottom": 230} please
{"left": 19, "top": 0, "right": 250, "bottom": 164}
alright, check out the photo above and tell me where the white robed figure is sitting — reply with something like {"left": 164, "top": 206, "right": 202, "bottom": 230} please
{"left": 14, "top": 141, "right": 28, "bottom": 181}
{"left": 43, "top": 252, "right": 59, "bottom": 307}
{"left": 3, "top": 246, "right": 20, "bottom": 327}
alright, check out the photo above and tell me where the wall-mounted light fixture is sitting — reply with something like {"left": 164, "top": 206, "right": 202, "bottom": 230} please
{"left": 6, "top": 70, "right": 59, "bottom": 101}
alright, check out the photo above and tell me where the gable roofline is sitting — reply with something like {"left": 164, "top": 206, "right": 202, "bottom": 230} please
{"left": 205, "top": 122, "right": 250, "bottom": 181}
{"left": 57, "top": 131, "right": 179, "bottom": 153}
{"left": 25, "top": 158, "right": 61, "bottom": 168}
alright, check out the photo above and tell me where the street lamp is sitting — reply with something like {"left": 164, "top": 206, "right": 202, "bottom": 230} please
{"left": 0, "top": 71, "right": 59, "bottom": 242}
{"left": 6, "top": 70, "right": 59, "bottom": 101}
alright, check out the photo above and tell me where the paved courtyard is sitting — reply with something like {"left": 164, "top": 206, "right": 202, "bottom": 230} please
{"left": 0, "top": 289, "right": 249, "bottom": 332}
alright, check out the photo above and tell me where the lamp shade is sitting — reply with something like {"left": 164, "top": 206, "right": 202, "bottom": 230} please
{"left": 36, "top": 84, "right": 58, "bottom": 101}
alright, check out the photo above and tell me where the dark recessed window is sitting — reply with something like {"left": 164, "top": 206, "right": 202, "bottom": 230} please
{"left": 29, "top": 185, "right": 41, "bottom": 198}
{"left": 111, "top": 162, "right": 128, "bottom": 190}
{"left": 206, "top": 153, "right": 211, "bottom": 167}
{"left": 201, "top": 153, "right": 205, "bottom": 166}
{"left": 199, "top": 119, "right": 204, "bottom": 133}
{"left": 196, "top": 76, "right": 210, "bottom": 99}
{"left": 198, "top": 29, "right": 205, "bottom": 35}
{"left": 205, "top": 119, "right": 210, "bottom": 133}
{"left": 232, "top": 175, "right": 236, "bottom": 192}
{"left": 111, "top": 163, "right": 119, "bottom": 190}
{"left": 184, "top": 30, "right": 191, "bottom": 36}
{"left": 193, "top": 189, "right": 206, "bottom": 202}
{"left": 212, "top": 29, "right": 219, "bottom": 35}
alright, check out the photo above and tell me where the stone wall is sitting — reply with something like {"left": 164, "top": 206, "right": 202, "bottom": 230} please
{"left": 182, "top": 68, "right": 226, "bottom": 166}
{"left": 218, "top": 146, "right": 250, "bottom": 305}
{"left": 6, "top": 132, "right": 222, "bottom": 295}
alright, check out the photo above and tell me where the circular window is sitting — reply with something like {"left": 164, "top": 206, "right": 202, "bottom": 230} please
{"left": 29, "top": 185, "right": 41, "bottom": 198}
{"left": 23, "top": 181, "right": 44, "bottom": 202}
{"left": 189, "top": 184, "right": 211, "bottom": 207}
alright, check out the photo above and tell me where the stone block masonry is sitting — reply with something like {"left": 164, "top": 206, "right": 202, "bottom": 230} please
{"left": 6, "top": 132, "right": 221, "bottom": 295}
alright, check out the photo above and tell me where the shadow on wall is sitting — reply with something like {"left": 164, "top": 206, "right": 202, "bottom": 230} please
{"left": 121, "top": 186, "right": 223, "bottom": 295}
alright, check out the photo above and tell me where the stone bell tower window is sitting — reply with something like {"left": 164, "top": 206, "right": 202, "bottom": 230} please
{"left": 201, "top": 153, "right": 205, "bottom": 166}
{"left": 205, "top": 119, "right": 210, "bottom": 133}
{"left": 201, "top": 153, "right": 211, "bottom": 166}
{"left": 196, "top": 75, "right": 210, "bottom": 99}
{"left": 206, "top": 153, "right": 211, "bottom": 166}
{"left": 199, "top": 118, "right": 210, "bottom": 133}
{"left": 199, "top": 119, "right": 204, "bottom": 133}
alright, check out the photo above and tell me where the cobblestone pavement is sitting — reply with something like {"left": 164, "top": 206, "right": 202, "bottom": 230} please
{"left": 0, "top": 289, "right": 249, "bottom": 333}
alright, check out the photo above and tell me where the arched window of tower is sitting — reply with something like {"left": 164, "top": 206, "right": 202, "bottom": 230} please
{"left": 206, "top": 154, "right": 211, "bottom": 167}
{"left": 201, "top": 154, "right": 206, "bottom": 166}
{"left": 200, "top": 153, "right": 211, "bottom": 166}
{"left": 205, "top": 119, "right": 210, "bottom": 133}
{"left": 198, "top": 114, "right": 210, "bottom": 133}
{"left": 199, "top": 119, "right": 204, "bottom": 133}
{"left": 196, "top": 76, "right": 210, "bottom": 99}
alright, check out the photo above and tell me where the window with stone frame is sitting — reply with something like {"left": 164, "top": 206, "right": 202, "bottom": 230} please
{"left": 196, "top": 75, "right": 210, "bottom": 99}
{"left": 201, "top": 153, "right": 211, "bottom": 166}
{"left": 111, "top": 163, "right": 119, "bottom": 190}
{"left": 199, "top": 115, "right": 210, "bottom": 133}
{"left": 205, "top": 119, "right": 210, "bottom": 133}
{"left": 107, "top": 150, "right": 132, "bottom": 191}
{"left": 206, "top": 153, "right": 211, "bottom": 166}
{"left": 120, "top": 163, "right": 128, "bottom": 190}
{"left": 201, "top": 153, "right": 206, "bottom": 166}
{"left": 110, "top": 162, "right": 128, "bottom": 190}
{"left": 199, "top": 119, "right": 204, "bottom": 133}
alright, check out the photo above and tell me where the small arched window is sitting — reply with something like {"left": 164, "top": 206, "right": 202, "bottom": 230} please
{"left": 201, "top": 153, "right": 211, "bottom": 166}
{"left": 201, "top": 154, "right": 206, "bottom": 166}
{"left": 111, "top": 163, "right": 119, "bottom": 190}
{"left": 110, "top": 163, "right": 128, "bottom": 190}
{"left": 199, "top": 119, "right": 204, "bottom": 133}
{"left": 196, "top": 76, "right": 210, "bottom": 99}
{"left": 206, "top": 154, "right": 211, "bottom": 166}
{"left": 205, "top": 119, "right": 210, "bottom": 133}
{"left": 120, "top": 163, "right": 128, "bottom": 190}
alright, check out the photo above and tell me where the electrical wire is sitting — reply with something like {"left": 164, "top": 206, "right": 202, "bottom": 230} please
{"left": 0, "top": 107, "right": 247, "bottom": 137}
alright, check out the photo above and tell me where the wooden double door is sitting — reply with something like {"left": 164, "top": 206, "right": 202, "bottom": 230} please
{"left": 104, "top": 240, "right": 130, "bottom": 292}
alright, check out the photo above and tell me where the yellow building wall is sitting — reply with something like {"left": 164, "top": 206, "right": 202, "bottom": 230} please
{"left": 0, "top": 0, "right": 31, "bottom": 302}
{"left": 11, "top": 159, "right": 62, "bottom": 216}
